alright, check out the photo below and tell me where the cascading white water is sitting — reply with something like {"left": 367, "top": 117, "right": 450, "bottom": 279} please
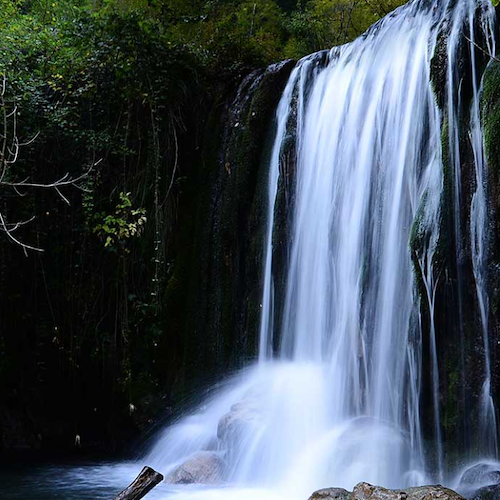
{"left": 145, "top": 0, "right": 498, "bottom": 498}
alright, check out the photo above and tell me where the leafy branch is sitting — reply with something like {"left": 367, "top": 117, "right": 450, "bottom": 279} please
{"left": 93, "top": 192, "right": 147, "bottom": 251}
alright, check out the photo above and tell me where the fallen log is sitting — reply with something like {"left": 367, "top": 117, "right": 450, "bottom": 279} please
{"left": 113, "top": 466, "right": 164, "bottom": 500}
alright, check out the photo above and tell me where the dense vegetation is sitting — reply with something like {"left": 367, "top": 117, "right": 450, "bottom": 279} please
{"left": 0, "top": 0, "right": 406, "bottom": 453}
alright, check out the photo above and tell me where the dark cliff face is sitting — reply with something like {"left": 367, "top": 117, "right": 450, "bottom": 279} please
{"left": 162, "top": 60, "right": 295, "bottom": 394}
{"left": 410, "top": 18, "right": 500, "bottom": 464}
{"left": 482, "top": 57, "right": 500, "bottom": 436}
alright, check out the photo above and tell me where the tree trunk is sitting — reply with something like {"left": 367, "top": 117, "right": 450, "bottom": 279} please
{"left": 113, "top": 466, "right": 164, "bottom": 500}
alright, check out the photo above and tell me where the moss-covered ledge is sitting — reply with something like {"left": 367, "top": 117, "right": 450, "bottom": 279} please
{"left": 482, "top": 59, "right": 500, "bottom": 269}
{"left": 481, "top": 59, "right": 500, "bottom": 411}
{"left": 482, "top": 61, "right": 500, "bottom": 175}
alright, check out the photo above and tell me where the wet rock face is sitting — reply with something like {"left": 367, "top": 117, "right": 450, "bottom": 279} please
{"left": 457, "top": 463, "right": 500, "bottom": 499}
{"left": 459, "top": 463, "right": 500, "bottom": 489}
{"left": 481, "top": 60, "right": 500, "bottom": 416}
{"left": 169, "top": 58, "right": 296, "bottom": 392}
{"left": 470, "top": 484, "right": 500, "bottom": 500}
{"left": 309, "top": 483, "right": 465, "bottom": 500}
{"left": 430, "top": 4, "right": 493, "bottom": 112}
{"left": 482, "top": 61, "right": 500, "bottom": 177}
{"left": 165, "top": 451, "right": 227, "bottom": 485}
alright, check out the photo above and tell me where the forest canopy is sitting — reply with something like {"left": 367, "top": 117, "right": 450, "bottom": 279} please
{"left": 0, "top": 0, "right": 406, "bottom": 75}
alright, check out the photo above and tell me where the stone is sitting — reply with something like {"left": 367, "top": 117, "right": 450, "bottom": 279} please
{"left": 457, "top": 463, "right": 500, "bottom": 497}
{"left": 405, "top": 485, "right": 465, "bottom": 500}
{"left": 165, "top": 451, "right": 227, "bottom": 485}
{"left": 310, "top": 487, "right": 351, "bottom": 500}
{"left": 352, "top": 482, "right": 407, "bottom": 500}
{"left": 309, "top": 483, "right": 465, "bottom": 500}
{"left": 217, "top": 400, "right": 261, "bottom": 446}
{"left": 470, "top": 484, "right": 500, "bottom": 500}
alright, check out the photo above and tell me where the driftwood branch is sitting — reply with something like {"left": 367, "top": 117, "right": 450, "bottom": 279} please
{"left": 113, "top": 466, "right": 164, "bottom": 500}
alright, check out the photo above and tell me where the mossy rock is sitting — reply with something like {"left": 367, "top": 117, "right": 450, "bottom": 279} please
{"left": 430, "top": 20, "right": 451, "bottom": 110}
{"left": 482, "top": 61, "right": 500, "bottom": 177}
{"left": 481, "top": 59, "right": 500, "bottom": 409}
{"left": 430, "top": 6, "right": 494, "bottom": 111}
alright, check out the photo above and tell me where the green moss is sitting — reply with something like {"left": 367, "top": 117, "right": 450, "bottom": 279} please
{"left": 481, "top": 61, "right": 500, "bottom": 361}
{"left": 443, "top": 364, "right": 459, "bottom": 433}
{"left": 430, "top": 30, "right": 449, "bottom": 110}
{"left": 482, "top": 61, "right": 500, "bottom": 176}
{"left": 409, "top": 190, "right": 429, "bottom": 300}
{"left": 432, "top": 117, "right": 455, "bottom": 275}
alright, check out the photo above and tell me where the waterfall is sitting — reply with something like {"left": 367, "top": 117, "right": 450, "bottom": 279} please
{"left": 145, "top": 0, "right": 498, "bottom": 497}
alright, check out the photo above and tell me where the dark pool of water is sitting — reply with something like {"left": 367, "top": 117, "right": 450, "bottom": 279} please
{"left": 0, "top": 460, "right": 173, "bottom": 500}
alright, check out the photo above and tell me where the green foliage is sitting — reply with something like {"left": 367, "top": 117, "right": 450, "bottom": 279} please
{"left": 93, "top": 192, "right": 147, "bottom": 250}
{"left": 283, "top": 0, "right": 405, "bottom": 58}
{"left": 0, "top": 0, "right": 406, "bottom": 85}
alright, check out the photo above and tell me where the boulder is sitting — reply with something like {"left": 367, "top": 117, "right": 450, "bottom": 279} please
{"left": 459, "top": 464, "right": 500, "bottom": 487}
{"left": 457, "top": 463, "right": 500, "bottom": 498}
{"left": 404, "top": 485, "right": 465, "bottom": 500}
{"left": 470, "top": 484, "right": 500, "bottom": 500}
{"left": 309, "top": 483, "right": 465, "bottom": 500}
{"left": 165, "top": 451, "right": 227, "bottom": 485}
{"left": 310, "top": 488, "right": 351, "bottom": 500}
{"left": 352, "top": 483, "right": 408, "bottom": 500}
{"left": 217, "top": 400, "right": 261, "bottom": 447}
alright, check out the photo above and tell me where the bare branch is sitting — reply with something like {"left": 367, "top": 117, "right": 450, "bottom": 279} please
{"left": 0, "top": 211, "right": 44, "bottom": 253}
{"left": 1, "top": 215, "right": 36, "bottom": 231}
{"left": 19, "top": 131, "right": 40, "bottom": 147}
{"left": 3, "top": 165, "right": 95, "bottom": 189}
{"left": 0, "top": 75, "right": 102, "bottom": 251}
{"left": 463, "top": 34, "right": 500, "bottom": 63}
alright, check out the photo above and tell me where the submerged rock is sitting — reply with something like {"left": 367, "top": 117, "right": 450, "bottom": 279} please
{"left": 165, "top": 451, "right": 227, "bottom": 484}
{"left": 217, "top": 400, "right": 261, "bottom": 447}
{"left": 309, "top": 483, "right": 465, "bottom": 500}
